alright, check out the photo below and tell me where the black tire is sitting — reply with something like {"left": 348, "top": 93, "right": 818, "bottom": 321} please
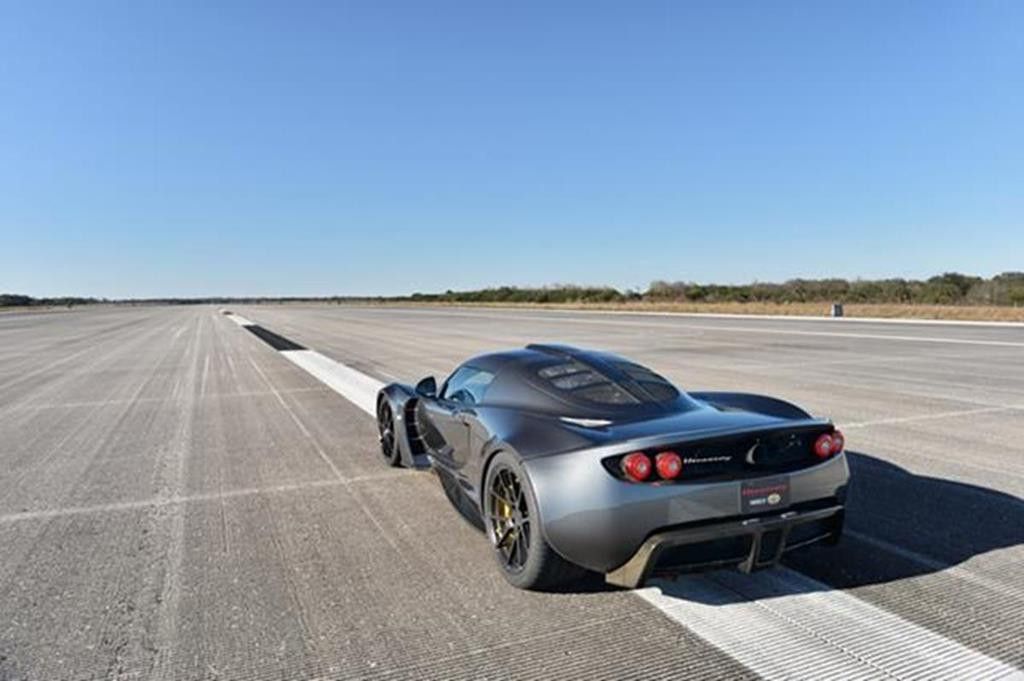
{"left": 483, "top": 451, "right": 585, "bottom": 590}
{"left": 376, "top": 400, "right": 401, "bottom": 467}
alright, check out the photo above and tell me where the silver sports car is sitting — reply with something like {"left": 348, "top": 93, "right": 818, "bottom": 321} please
{"left": 376, "top": 344, "right": 848, "bottom": 590}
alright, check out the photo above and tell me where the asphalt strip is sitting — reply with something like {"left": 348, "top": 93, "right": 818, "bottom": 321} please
{"left": 227, "top": 313, "right": 1024, "bottom": 680}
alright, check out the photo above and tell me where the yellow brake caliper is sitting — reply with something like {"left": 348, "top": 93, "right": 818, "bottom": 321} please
{"left": 497, "top": 484, "right": 515, "bottom": 547}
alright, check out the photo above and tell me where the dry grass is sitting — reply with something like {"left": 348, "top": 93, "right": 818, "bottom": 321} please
{"left": 4, "top": 301, "right": 1022, "bottom": 323}
{"left": 360, "top": 300, "right": 1024, "bottom": 322}
{"left": 0, "top": 305, "right": 69, "bottom": 315}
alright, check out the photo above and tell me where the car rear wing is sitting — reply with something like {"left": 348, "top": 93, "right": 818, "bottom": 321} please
{"left": 689, "top": 392, "right": 813, "bottom": 420}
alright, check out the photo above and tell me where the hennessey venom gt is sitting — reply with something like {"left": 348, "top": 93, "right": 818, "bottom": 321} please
{"left": 376, "top": 344, "right": 848, "bottom": 590}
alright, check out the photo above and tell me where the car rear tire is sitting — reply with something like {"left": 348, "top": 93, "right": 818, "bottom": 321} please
{"left": 483, "top": 451, "right": 585, "bottom": 590}
{"left": 376, "top": 400, "right": 401, "bottom": 467}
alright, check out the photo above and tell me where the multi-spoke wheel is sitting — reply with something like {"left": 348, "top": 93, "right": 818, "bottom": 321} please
{"left": 377, "top": 400, "right": 401, "bottom": 466}
{"left": 483, "top": 452, "right": 586, "bottom": 590}
{"left": 487, "top": 466, "right": 531, "bottom": 574}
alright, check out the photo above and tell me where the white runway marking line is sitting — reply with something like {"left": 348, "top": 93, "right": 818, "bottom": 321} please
{"left": 865, "top": 437, "right": 1024, "bottom": 483}
{"left": 639, "top": 568, "right": 1023, "bottom": 680}
{"left": 377, "top": 308, "right": 1024, "bottom": 347}
{"left": 1, "top": 386, "right": 333, "bottom": 412}
{"left": 225, "top": 313, "right": 254, "bottom": 326}
{"left": 841, "top": 403, "right": 1024, "bottom": 429}
{"left": 233, "top": 317, "right": 1024, "bottom": 681}
{"left": 279, "top": 349, "right": 383, "bottom": 415}
{"left": 373, "top": 304, "right": 1024, "bottom": 328}
{"left": 546, "top": 316, "right": 1024, "bottom": 348}
{"left": 0, "top": 472, "right": 414, "bottom": 524}
{"left": 246, "top": 355, "right": 408, "bottom": 560}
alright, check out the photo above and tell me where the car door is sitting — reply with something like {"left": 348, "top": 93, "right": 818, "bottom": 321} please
{"left": 443, "top": 368, "right": 495, "bottom": 469}
{"left": 415, "top": 366, "right": 481, "bottom": 469}
{"left": 416, "top": 365, "right": 497, "bottom": 471}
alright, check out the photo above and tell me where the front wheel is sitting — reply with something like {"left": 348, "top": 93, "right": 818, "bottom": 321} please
{"left": 377, "top": 400, "right": 401, "bottom": 467}
{"left": 483, "top": 452, "right": 585, "bottom": 590}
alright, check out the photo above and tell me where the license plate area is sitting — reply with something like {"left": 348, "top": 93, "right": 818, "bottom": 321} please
{"left": 740, "top": 476, "right": 790, "bottom": 514}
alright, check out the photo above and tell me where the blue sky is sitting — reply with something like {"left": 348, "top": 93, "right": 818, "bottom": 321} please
{"left": 2, "top": 1, "right": 1022, "bottom": 298}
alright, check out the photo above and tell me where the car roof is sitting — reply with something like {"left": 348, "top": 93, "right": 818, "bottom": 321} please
{"left": 460, "top": 344, "right": 699, "bottom": 417}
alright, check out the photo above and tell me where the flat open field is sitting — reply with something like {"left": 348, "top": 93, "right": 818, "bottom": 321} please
{"left": 374, "top": 300, "right": 1024, "bottom": 322}
{"left": 1, "top": 305, "right": 1022, "bottom": 679}
{"left": 6, "top": 300, "right": 1024, "bottom": 322}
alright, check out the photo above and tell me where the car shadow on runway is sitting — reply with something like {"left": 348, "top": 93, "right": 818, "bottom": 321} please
{"left": 782, "top": 451, "right": 1024, "bottom": 590}
{"left": 441, "top": 450, "right": 1024, "bottom": 598}
{"left": 653, "top": 451, "right": 1024, "bottom": 604}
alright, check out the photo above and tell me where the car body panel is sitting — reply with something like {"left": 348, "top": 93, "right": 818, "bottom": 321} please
{"left": 375, "top": 344, "right": 850, "bottom": 584}
{"left": 524, "top": 446, "right": 848, "bottom": 573}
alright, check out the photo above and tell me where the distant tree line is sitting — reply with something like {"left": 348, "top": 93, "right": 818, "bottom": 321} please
{"left": 0, "top": 294, "right": 369, "bottom": 307}
{"left": 410, "top": 285, "right": 630, "bottom": 304}
{"left": 410, "top": 272, "right": 1024, "bottom": 306}
{"left": 4, "top": 272, "right": 1024, "bottom": 308}
{"left": 0, "top": 294, "right": 105, "bottom": 308}
{"left": 644, "top": 272, "right": 1024, "bottom": 306}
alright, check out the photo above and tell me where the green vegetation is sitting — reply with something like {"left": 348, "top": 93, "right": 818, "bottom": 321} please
{"left": 410, "top": 285, "right": 631, "bottom": 304}
{"left": 4, "top": 272, "right": 1024, "bottom": 308}
{"left": 414, "top": 272, "right": 1024, "bottom": 307}
{"left": 644, "top": 272, "right": 1024, "bottom": 306}
{"left": 0, "top": 294, "right": 104, "bottom": 308}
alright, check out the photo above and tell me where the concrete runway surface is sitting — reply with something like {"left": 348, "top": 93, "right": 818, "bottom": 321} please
{"left": 1, "top": 305, "right": 1022, "bottom": 680}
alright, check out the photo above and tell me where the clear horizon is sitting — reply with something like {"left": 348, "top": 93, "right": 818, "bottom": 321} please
{"left": 6, "top": 270, "right": 1024, "bottom": 302}
{"left": 2, "top": 1, "right": 1022, "bottom": 299}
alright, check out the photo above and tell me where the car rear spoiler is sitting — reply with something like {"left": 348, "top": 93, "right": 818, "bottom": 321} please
{"left": 689, "top": 392, "right": 813, "bottom": 420}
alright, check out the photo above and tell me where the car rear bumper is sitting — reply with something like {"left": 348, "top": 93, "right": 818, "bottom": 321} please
{"left": 604, "top": 503, "right": 844, "bottom": 588}
{"left": 524, "top": 447, "right": 849, "bottom": 574}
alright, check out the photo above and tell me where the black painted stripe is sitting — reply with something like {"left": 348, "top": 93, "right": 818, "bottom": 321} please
{"left": 245, "top": 325, "right": 306, "bottom": 351}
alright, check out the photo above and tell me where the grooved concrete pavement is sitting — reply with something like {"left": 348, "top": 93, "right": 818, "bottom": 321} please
{"left": 0, "top": 307, "right": 752, "bottom": 680}
{"left": 235, "top": 303, "right": 1024, "bottom": 671}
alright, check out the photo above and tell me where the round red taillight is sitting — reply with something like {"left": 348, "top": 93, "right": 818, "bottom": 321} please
{"left": 813, "top": 433, "right": 834, "bottom": 458}
{"left": 621, "top": 452, "right": 652, "bottom": 481}
{"left": 831, "top": 430, "right": 845, "bottom": 454}
{"left": 655, "top": 451, "right": 682, "bottom": 479}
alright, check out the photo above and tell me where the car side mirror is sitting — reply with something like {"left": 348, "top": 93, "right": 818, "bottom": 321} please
{"left": 449, "top": 388, "right": 474, "bottom": 405}
{"left": 415, "top": 376, "right": 437, "bottom": 397}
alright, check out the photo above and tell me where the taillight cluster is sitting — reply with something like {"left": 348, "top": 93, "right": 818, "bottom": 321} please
{"left": 621, "top": 450, "right": 682, "bottom": 482}
{"left": 617, "top": 430, "right": 845, "bottom": 483}
{"left": 813, "top": 430, "right": 845, "bottom": 459}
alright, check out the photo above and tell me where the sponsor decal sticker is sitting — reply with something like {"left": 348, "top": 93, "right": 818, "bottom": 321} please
{"left": 740, "top": 476, "right": 790, "bottom": 513}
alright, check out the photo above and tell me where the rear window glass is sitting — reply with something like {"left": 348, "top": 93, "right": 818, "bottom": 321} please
{"left": 551, "top": 371, "right": 605, "bottom": 390}
{"left": 640, "top": 382, "right": 678, "bottom": 401}
{"left": 537, "top": 359, "right": 680, "bottom": 405}
{"left": 538, "top": 363, "right": 582, "bottom": 379}
{"left": 537, "top": 361, "right": 641, "bottom": 405}
{"left": 614, "top": 361, "right": 667, "bottom": 383}
{"left": 577, "top": 383, "right": 638, "bottom": 404}
{"left": 612, "top": 361, "right": 680, "bottom": 402}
